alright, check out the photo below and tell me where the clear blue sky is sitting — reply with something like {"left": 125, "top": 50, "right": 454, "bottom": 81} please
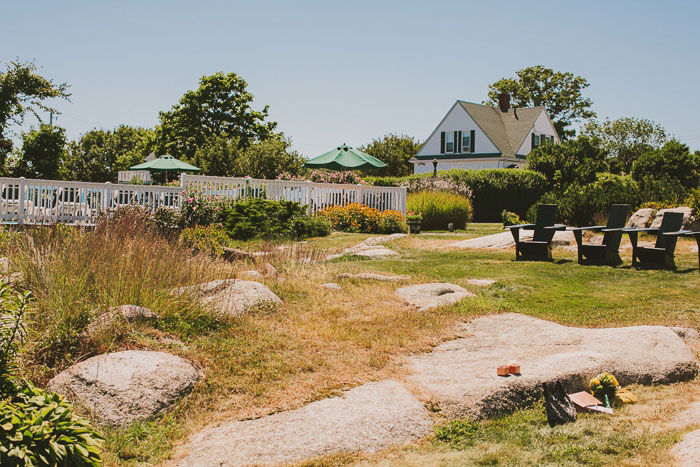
{"left": 3, "top": 0, "right": 700, "bottom": 156}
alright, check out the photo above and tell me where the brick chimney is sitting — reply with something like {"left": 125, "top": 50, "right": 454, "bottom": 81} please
{"left": 498, "top": 92, "right": 510, "bottom": 112}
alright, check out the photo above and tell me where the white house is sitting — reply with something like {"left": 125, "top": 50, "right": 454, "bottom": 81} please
{"left": 411, "top": 93, "right": 559, "bottom": 174}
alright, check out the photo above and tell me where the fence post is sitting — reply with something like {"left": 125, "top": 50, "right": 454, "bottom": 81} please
{"left": 103, "top": 182, "right": 112, "bottom": 213}
{"left": 17, "top": 177, "right": 26, "bottom": 225}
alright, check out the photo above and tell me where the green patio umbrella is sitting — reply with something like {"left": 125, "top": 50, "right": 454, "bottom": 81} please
{"left": 130, "top": 154, "right": 201, "bottom": 182}
{"left": 304, "top": 144, "right": 387, "bottom": 171}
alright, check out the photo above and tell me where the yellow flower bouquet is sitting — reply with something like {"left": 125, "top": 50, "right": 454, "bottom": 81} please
{"left": 589, "top": 371, "right": 619, "bottom": 407}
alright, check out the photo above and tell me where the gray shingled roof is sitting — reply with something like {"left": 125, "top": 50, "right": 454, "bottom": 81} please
{"left": 459, "top": 101, "right": 544, "bottom": 158}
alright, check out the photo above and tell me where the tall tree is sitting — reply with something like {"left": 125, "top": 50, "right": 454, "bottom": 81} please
{"left": 0, "top": 60, "right": 69, "bottom": 174}
{"left": 581, "top": 117, "right": 668, "bottom": 174}
{"left": 62, "top": 126, "right": 155, "bottom": 182}
{"left": 156, "top": 72, "right": 277, "bottom": 166}
{"left": 359, "top": 134, "right": 422, "bottom": 176}
{"left": 193, "top": 134, "right": 305, "bottom": 179}
{"left": 11, "top": 124, "right": 67, "bottom": 179}
{"left": 487, "top": 66, "right": 595, "bottom": 139}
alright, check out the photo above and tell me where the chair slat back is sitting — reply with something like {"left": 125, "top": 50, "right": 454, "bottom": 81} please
{"left": 533, "top": 204, "right": 557, "bottom": 242}
{"left": 602, "top": 204, "right": 630, "bottom": 250}
{"left": 655, "top": 211, "right": 684, "bottom": 250}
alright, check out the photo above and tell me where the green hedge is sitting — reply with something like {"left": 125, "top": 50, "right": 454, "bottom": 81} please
{"left": 367, "top": 169, "right": 548, "bottom": 222}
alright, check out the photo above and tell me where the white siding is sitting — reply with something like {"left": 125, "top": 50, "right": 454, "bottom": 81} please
{"left": 516, "top": 110, "right": 559, "bottom": 155}
{"left": 413, "top": 159, "right": 524, "bottom": 174}
{"left": 416, "top": 102, "right": 499, "bottom": 157}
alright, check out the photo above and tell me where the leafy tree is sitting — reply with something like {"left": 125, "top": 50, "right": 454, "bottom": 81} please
{"left": 526, "top": 136, "right": 608, "bottom": 193}
{"left": 487, "top": 65, "right": 595, "bottom": 139}
{"left": 62, "top": 126, "right": 155, "bottom": 182}
{"left": 582, "top": 117, "right": 668, "bottom": 174}
{"left": 631, "top": 140, "right": 700, "bottom": 189}
{"left": 194, "top": 134, "right": 305, "bottom": 178}
{"left": 0, "top": 60, "right": 69, "bottom": 173}
{"left": 359, "top": 134, "right": 422, "bottom": 176}
{"left": 10, "top": 124, "right": 67, "bottom": 179}
{"left": 156, "top": 72, "right": 277, "bottom": 165}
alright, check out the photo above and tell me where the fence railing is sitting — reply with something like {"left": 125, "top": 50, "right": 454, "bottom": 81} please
{"left": 1, "top": 175, "right": 406, "bottom": 225}
{"left": 180, "top": 174, "right": 407, "bottom": 214}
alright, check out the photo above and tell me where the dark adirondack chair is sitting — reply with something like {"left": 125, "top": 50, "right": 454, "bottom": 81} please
{"left": 624, "top": 211, "right": 685, "bottom": 269}
{"left": 663, "top": 230, "right": 700, "bottom": 271}
{"left": 509, "top": 204, "right": 566, "bottom": 261}
{"left": 569, "top": 204, "right": 630, "bottom": 266}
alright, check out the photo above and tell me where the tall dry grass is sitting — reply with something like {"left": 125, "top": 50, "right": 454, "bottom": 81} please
{"left": 7, "top": 211, "right": 237, "bottom": 381}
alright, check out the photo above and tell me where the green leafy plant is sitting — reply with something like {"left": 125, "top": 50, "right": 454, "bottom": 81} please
{"left": 406, "top": 211, "right": 423, "bottom": 221}
{"left": 0, "top": 284, "right": 104, "bottom": 466}
{"left": 406, "top": 191, "right": 472, "bottom": 231}
{"left": 222, "top": 199, "right": 329, "bottom": 240}
{"left": 179, "top": 224, "right": 232, "bottom": 255}
{"left": 0, "top": 383, "right": 104, "bottom": 466}
{"left": 501, "top": 210, "right": 521, "bottom": 227}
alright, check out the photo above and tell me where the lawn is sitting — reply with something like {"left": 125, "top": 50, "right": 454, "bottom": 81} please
{"left": 4, "top": 224, "right": 700, "bottom": 466}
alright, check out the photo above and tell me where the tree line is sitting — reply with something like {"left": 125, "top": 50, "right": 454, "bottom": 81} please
{"left": 1, "top": 60, "right": 695, "bottom": 183}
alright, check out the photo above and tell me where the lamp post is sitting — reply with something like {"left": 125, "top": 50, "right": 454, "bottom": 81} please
{"left": 432, "top": 158, "right": 438, "bottom": 177}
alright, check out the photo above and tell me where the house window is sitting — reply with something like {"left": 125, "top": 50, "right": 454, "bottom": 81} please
{"left": 533, "top": 134, "right": 541, "bottom": 147}
{"left": 445, "top": 132, "right": 454, "bottom": 153}
{"left": 462, "top": 133, "right": 471, "bottom": 152}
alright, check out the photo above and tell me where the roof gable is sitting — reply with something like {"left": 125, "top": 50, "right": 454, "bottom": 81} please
{"left": 458, "top": 102, "right": 545, "bottom": 158}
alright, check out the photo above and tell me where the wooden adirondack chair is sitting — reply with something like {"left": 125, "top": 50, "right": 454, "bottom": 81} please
{"left": 663, "top": 230, "right": 700, "bottom": 271}
{"left": 509, "top": 204, "right": 566, "bottom": 261}
{"left": 569, "top": 204, "right": 630, "bottom": 266}
{"left": 624, "top": 211, "right": 685, "bottom": 269}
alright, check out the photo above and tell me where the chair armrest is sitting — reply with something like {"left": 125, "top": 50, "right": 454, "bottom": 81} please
{"left": 508, "top": 223, "right": 535, "bottom": 230}
{"left": 623, "top": 228, "right": 660, "bottom": 234}
{"left": 600, "top": 227, "right": 625, "bottom": 232}
{"left": 662, "top": 230, "right": 692, "bottom": 237}
{"left": 544, "top": 224, "right": 567, "bottom": 231}
{"left": 568, "top": 225, "right": 605, "bottom": 232}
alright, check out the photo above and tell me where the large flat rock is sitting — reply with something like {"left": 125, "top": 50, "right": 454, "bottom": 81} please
{"left": 671, "top": 428, "right": 700, "bottom": 467}
{"left": 449, "top": 230, "right": 576, "bottom": 249}
{"left": 175, "top": 380, "right": 432, "bottom": 466}
{"left": 48, "top": 350, "right": 201, "bottom": 426}
{"left": 406, "top": 313, "right": 698, "bottom": 419}
{"left": 173, "top": 279, "right": 281, "bottom": 316}
{"left": 396, "top": 283, "right": 473, "bottom": 312}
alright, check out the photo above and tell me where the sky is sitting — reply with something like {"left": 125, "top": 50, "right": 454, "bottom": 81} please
{"left": 3, "top": 0, "right": 700, "bottom": 156}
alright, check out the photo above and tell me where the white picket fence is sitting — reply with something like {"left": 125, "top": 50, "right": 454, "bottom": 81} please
{"left": 0, "top": 175, "right": 406, "bottom": 226}
{"left": 181, "top": 174, "right": 406, "bottom": 215}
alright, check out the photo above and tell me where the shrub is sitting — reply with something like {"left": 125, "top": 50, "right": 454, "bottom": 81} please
{"left": 368, "top": 169, "right": 549, "bottom": 222}
{"left": 179, "top": 224, "right": 232, "bottom": 255}
{"left": 501, "top": 210, "right": 521, "bottom": 227}
{"left": 100, "top": 205, "right": 181, "bottom": 238}
{"left": 319, "top": 203, "right": 407, "bottom": 234}
{"left": 278, "top": 170, "right": 366, "bottom": 185}
{"left": 378, "top": 210, "right": 408, "bottom": 234}
{"left": 0, "top": 383, "right": 104, "bottom": 466}
{"left": 631, "top": 140, "right": 700, "bottom": 189}
{"left": 686, "top": 188, "right": 700, "bottom": 215}
{"left": 0, "top": 285, "right": 104, "bottom": 466}
{"left": 528, "top": 173, "right": 639, "bottom": 225}
{"left": 296, "top": 215, "right": 333, "bottom": 238}
{"left": 180, "top": 188, "right": 228, "bottom": 228}
{"left": 221, "top": 199, "right": 328, "bottom": 241}
{"left": 406, "top": 191, "right": 472, "bottom": 231}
